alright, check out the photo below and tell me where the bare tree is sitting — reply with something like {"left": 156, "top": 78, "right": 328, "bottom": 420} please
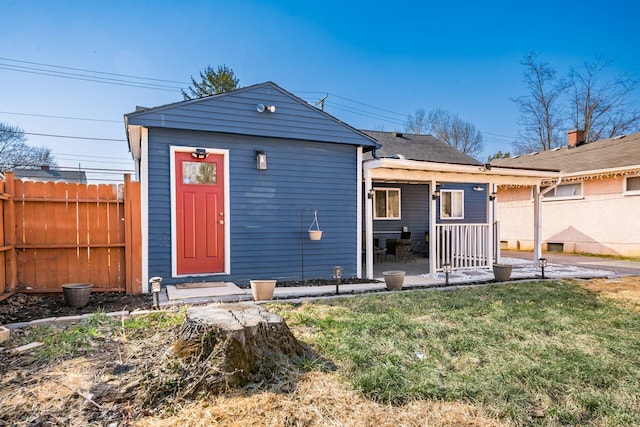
{"left": 0, "top": 123, "right": 56, "bottom": 172}
{"left": 513, "top": 53, "right": 567, "bottom": 155}
{"left": 405, "top": 108, "right": 427, "bottom": 134}
{"left": 182, "top": 65, "right": 239, "bottom": 100}
{"left": 569, "top": 56, "right": 640, "bottom": 143}
{"left": 409, "top": 108, "right": 484, "bottom": 159}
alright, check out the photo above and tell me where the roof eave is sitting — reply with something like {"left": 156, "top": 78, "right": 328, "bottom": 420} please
{"left": 365, "top": 158, "right": 560, "bottom": 179}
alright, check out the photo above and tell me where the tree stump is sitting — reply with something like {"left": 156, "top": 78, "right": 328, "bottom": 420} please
{"left": 173, "top": 303, "right": 304, "bottom": 393}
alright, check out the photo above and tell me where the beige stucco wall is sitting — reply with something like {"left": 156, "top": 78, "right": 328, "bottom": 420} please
{"left": 497, "top": 177, "right": 640, "bottom": 257}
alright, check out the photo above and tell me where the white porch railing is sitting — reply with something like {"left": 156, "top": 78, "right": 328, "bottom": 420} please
{"left": 434, "top": 223, "right": 491, "bottom": 271}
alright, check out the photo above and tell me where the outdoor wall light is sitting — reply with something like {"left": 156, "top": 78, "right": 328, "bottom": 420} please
{"left": 367, "top": 189, "right": 375, "bottom": 199}
{"left": 333, "top": 266, "right": 343, "bottom": 295}
{"left": 489, "top": 191, "right": 497, "bottom": 201}
{"left": 191, "top": 148, "right": 209, "bottom": 159}
{"left": 256, "top": 104, "right": 276, "bottom": 113}
{"left": 443, "top": 263, "right": 452, "bottom": 285}
{"left": 149, "top": 276, "right": 162, "bottom": 309}
{"left": 256, "top": 150, "right": 267, "bottom": 170}
{"left": 432, "top": 190, "right": 440, "bottom": 200}
{"left": 538, "top": 258, "right": 548, "bottom": 279}
{"left": 473, "top": 185, "right": 485, "bottom": 192}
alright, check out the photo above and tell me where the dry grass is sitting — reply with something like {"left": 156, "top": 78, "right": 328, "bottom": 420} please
{"left": 573, "top": 276, "right": 640, "bottom": 308}
{"left": 133, "top": 372, "right": 502, "bottom": 427}
{"left": 2, "top": 277, "right": 640, "bottom": 426}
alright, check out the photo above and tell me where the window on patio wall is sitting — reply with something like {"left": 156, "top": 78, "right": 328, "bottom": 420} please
{"left": 441, "top": 190, "right": 464, "bottom": 219}
{"left": 374, "top": 188, "right": 401, "bottom": 219}
{"left": 542, "top": 182, "right": 582, "bottom": 200}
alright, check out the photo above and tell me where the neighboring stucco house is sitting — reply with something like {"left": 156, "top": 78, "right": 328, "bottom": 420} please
{"left": 492, "top": 129, "right": 640, "bottom": 257}
{"left": 125, "top": 82, "right": 379, "bottom": 291}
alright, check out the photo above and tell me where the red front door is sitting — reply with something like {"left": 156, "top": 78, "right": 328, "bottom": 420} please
{"left": 175, "top": 151, "right": 225, "bottom": 275}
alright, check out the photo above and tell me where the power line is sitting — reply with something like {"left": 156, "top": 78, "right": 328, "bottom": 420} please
{"left": 3, "top": 128, "right": 125, "bottom": 142}
{"left": 54, "top": 152, "right": 132, "bottom": 161}
{"left": 0, "top": 111, "right": 120, "bottom": 123}
{"left": 0, "top": 56, "right": 188, "bottom": 84}
{"left": 0, "top": 64, "right": 181, "bottom": 92}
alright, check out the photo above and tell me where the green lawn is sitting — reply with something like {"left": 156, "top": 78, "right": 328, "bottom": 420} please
{"left": 272, "top": 281, "right": 640, "bottom": 426}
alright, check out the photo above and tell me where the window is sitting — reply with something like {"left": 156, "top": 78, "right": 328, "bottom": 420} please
{"left": 440, "top": 190, "right": 464, "bottom": 219}
{"left": 374, "top": 188, "right": 401, "bottom": 219}
{"left": 625, "top": 176, "right": 640, "bottom": 194}
{"left": 182, "top": 161, "right": 217, "bottom": 185}
{"left": 543, "top": 183, "right": 582, "bottom": 199}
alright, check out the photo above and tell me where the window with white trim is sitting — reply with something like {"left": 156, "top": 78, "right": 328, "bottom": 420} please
{"left": 374, "top": 188, "right": 401, "bottom": 220}
{"left": 440, "top": 190, "right": 464, "bottom": 219}
{"left": 543, "top": 183, "right": 582, "bottom": 199}
{"left": 625, "top": 176, "right": 640, "bottom": 195}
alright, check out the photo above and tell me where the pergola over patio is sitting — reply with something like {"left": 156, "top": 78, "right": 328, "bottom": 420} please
{"left": 360, "top": 158, "right": 560, "bottom": 279}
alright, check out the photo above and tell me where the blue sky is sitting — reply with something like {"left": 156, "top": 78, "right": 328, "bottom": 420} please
{"left": 1, "top": 0, "right": 639, "bottom": 181}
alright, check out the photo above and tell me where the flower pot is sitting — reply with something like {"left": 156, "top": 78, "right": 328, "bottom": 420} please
{"left": 309, "top": 230, "right": 323, "bottom": 240}
{"left": 492, "top": 264, "right": 513, "bottom": 281}
{"left": 62, "top": 283, "right": 93, "bottom": 308}
{"left": 382, "top": 270, "right": 405, "bottom": 291}
{"left": 249, "top": 280, "right": 277, "bottom": 301}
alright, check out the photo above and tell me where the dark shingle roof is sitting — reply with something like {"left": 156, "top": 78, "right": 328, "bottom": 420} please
{"left": 13, "top": 168, "right": 87, "bottom": 183}
{"left": 361, "top": 130, "right": 482, "bottom": 165}
{"left": 492, "top": 132, "right": 640, "bottom": 174}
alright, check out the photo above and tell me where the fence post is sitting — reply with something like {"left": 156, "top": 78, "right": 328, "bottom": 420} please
{"left": 124, "top": 174, "right": 142, "bottom": 294}
{"left": 4, "top": 172, "right": 17, "bottom": 291}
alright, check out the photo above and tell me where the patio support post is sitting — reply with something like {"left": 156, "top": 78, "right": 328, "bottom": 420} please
{"left": 533, "top": 184, "right": 542, "bottom": 261}
{"left": 429, "top": 179, "right": 437, "bottom": 274}
{"left": 364, "top": 166, "right": 374, "bottom": 279}
{"left": 488, "top": 183, "right": 495, "bottom": 267}
{"left": 534, "top": 178, "right": 561, "bottom": 262}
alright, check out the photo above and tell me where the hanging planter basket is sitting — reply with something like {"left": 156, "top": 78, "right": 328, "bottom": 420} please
{"left": 308, "top": 210, "right": 322, "bottom": 240}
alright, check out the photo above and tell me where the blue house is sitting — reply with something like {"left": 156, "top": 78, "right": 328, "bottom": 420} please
{"left": 125, "top": 81, "right": 559, "bottom": 292}
{"left": 125, "top": 82, "right": 379, "bottom": 291}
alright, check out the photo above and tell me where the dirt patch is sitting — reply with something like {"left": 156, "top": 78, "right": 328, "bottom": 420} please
{"left": 0, "top": 292, "right": 153, "bottom": 324}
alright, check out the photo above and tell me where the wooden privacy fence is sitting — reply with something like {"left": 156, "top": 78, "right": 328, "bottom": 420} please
{"left": 0, "top": 172, "right": 142, "bottom": 296}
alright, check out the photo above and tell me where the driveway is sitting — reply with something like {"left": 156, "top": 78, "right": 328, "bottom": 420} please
{"left": 501, "top": 250, "right": 640, "bottom": 276}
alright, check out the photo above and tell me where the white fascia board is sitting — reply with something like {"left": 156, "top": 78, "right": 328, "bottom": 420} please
{"left": 364, "top": 160, "right": 559, "bottom": 186}
{"left": 562, "top": 165, "right": 640, "bottom": 178}
{"left": 363, "top": 158, "right": 560, "bottom": 180}
{"left": 126, "top": 124, "right": 142, "bottom": 162}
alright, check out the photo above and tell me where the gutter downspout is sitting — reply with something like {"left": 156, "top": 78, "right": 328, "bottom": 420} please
{"left": 534, "top": 177, "right": 562, "bottom": 261}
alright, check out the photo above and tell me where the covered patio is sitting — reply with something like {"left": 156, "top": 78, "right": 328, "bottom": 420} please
{"left": 361, "top": 158, "right": 560, "bottom": 279}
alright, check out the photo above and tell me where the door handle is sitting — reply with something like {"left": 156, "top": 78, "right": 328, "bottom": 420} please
{"left": 219, "top": 220, "right": 225, "bottom": 224}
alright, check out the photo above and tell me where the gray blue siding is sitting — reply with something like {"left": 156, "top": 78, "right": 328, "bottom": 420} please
{"left": 436, "top": 183, "right": 488, "bottom": 223}
{"left": 371, "top": 182, "right": 488, "bottom": 249}
{"left": 372, "top": 183, "right": 430, "bottom": 249}
{"left": 128, "top": 82, "right": 377, "bottom": 148}
{"left": 147, "top": 128, "right": 359, "bottom": 286}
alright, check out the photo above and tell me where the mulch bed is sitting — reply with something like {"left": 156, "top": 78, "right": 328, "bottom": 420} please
{"left": 0, "top": 279, "right": 380, "bottom": 324}
{"left": 0, "top": 292, "right": 153, "bottom": 325}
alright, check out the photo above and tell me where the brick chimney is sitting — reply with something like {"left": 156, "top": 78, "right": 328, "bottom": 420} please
{"left": 40, "top": 165, "right": 50, "bottom": 170}
{"left": 567, "top": 129, "right": 585, "bottom": 148}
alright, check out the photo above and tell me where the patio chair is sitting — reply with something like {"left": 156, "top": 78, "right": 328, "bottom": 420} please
{"left": 385, "top": 238, "right": 398, "bottom": 261}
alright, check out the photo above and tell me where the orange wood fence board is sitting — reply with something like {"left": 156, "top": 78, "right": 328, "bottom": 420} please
{"left": 1, "top": 174, "right": 142, "bottom": 294}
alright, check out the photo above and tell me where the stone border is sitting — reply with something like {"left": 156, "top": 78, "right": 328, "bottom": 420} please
{"left": 1, "top": 309, "right": 171, "bottom": 331}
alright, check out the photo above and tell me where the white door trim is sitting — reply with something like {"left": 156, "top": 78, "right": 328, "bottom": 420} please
{"left": 169, "top": 145, "right": 231, "bottom": 277}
